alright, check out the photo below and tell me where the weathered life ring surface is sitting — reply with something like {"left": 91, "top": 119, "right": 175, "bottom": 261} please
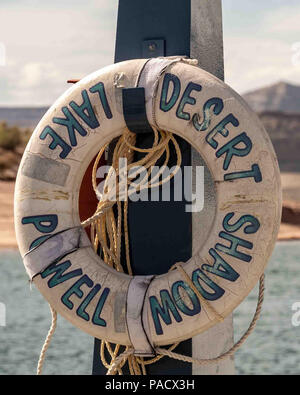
{"left": 14, "top": 58, "right": 281, "bottom": 347}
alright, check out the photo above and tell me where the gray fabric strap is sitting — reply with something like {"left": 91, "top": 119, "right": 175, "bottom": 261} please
{"left": 137, "top": 57, "right": 182, "bottom": 127}
{"left": 126, "top": 275, "right": 155, "bottom": 357}
{"left": 137, "top": 57, "right": 198, "bottom": 127}
{"left": 23, "top": 227, "right": 91, "bottom": 280}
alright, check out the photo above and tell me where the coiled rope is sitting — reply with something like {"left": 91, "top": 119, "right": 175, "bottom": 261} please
{"left": 84, "top": 127, "right": 182, "bottom": 375}
{"left": 36, "top": 127, "right": 265, "bottom": 375}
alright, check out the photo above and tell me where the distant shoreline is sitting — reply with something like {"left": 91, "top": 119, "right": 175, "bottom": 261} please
{"left": 0, "top": 181, "right": 17, "bottom": 249}
{"left": 2, "top": 180, "right": 300, "bottom": 250}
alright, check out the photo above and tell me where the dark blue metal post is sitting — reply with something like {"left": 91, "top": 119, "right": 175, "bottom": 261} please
{"left": 93, "top": 0, "right": 192, "bottom": 375}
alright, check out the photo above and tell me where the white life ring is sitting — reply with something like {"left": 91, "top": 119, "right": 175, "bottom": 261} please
{"left": 14, "top": 57, "right": 281, "bottom": 354}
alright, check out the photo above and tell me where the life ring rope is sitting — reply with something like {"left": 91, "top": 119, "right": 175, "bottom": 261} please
{"left": 88, "top": 127, "right": 183, "bottom": 374}
{"left": 14, "top": 57, "right": 280, "bottom": 374}
{"left": 37, "top": 304, "right": 57, "bottom": 375}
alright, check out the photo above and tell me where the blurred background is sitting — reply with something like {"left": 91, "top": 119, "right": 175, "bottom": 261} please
{"left": 0, "top": 0, "right": 300, "bottom": 375}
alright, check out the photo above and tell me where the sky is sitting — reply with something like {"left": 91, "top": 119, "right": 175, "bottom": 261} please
{"left": 0, "top": 0, "right": 300, "bottom": 106}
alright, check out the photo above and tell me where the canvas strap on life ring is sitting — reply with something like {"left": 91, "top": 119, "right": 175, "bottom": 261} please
{"left": 23, "top": 227, "right": 91, "bottom": 280}
{"left": 138, "top": 57, "right": 181, "bottom": 127}
{"left": 122, "top": 57, "right": 197, "bottom": 134}
{"left": 138, "top": 57, "right": 198, "bottom": 127}
{"left": 126, "top": 276, "right": 155, "bottom": 357}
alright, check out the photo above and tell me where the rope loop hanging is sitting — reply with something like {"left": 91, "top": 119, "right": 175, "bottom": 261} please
{"left": 106, "top": 274, "right": 265, "bottom": 375}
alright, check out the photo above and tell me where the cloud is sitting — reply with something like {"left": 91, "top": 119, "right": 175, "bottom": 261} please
{"left": 0, "top": 2, "right": 118, "bottom": 106}
{"left": 224, "top": 36, "right": 300, "bottom": 94}
{"left": 19, "top": 62, "right": 60, "bottom": 88}
{"left": 1, "top": 60, "right": 65, "bottom": 106}
{"left": 263, "top": 5, "right": 300, "bottom": 34}
{"left": 223, "top": 3, "right": 300, "bottom": 94}
{"left": 1, "top": 1, "right": 300, "bottom": 105}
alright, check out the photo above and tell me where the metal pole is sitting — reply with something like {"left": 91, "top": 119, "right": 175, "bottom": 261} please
{"left": 93, "top": 0, "right": 192, "bottom": 375}
{"left": 190, "top": 0, "right": 235, "bottom": 375}
{"left": 92, "top": 0, "right": 234, "bottom": 375}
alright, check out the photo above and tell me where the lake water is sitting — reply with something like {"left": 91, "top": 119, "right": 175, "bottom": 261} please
{"left": 0, "top": 241, "right": 300, "bottom": 375}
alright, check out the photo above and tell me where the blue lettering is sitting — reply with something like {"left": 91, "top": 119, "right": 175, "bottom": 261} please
{"left": 92, "top": 287, "right": 110, "bottom": 327}
{"left": 224, "top": 164, "right": 262, "bottom": 183}
{"left": 176, "top": 82, "right": 202, "bottom": 120}
{"left": 206, "top": 114, "right": 239, "bottom": 149}
{"left": 77, "top": 284, "right": 101, "bottom": 321}
{"left": 41, "top": 260, "right": 82, "bottom": 288}
{"left": 149, "top": 290, "right": 182, "bottom": 335}
{"left": 89, "top": 82, "right": 112, "bottom": 119}
{"left": 61, "top": 274, "right": 93, "bottom": 309}
{"left": 202, "top": 249, "right": 239, "bottom": 282}
{"left": 160, "top": 73, "right": 181, "bottom": 112}
{"left": 39, "top": 126, "right": 71, "bottom": 159}
{"left": 193, "top": 97, "right": 224, "bottom": 132}
{"left": 171, "top": 281, "right": 201, "bottom": 316}
{"left": 53, "top": 107, "right": 87, "bottom": 147}
{"left": 216, "top": 232, "right": 253, "bottom": 263}
{"left": 22, "top": 214, "right": 58, "bottom": 233}
{"left": 223, "top": 212, "right": 260, "bottom": 235}
{"left": 216, "top": 132, "right": 253, "bottom": 171}
{"left": 192, "top": 269, "right": 225, "bottom": 301}
{"left": 29, "top": 235, "right": 51, "bottom": 250}
{"left": 70, "top": 90, "right": 100, "bottom": 129}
